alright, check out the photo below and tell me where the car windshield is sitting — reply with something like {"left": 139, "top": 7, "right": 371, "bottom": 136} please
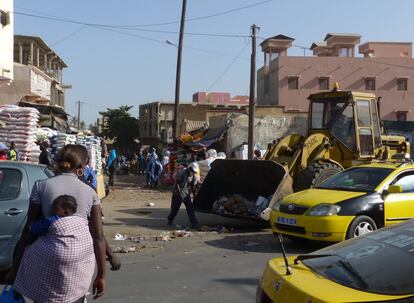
{"left": 317, "top": 167, "right": 393, "bottom": 192}
{"left": 303, "top": 221, "right": 414, "bottom": 295}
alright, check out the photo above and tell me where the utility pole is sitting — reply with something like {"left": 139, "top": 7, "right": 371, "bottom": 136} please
{"left": 172, "top": 0, "right": 187, "bottom": 146}
{"left": 77, "top": 100, "right": 82, "bottom": 130}
{"left": 248, "top": 24, "right": 259, "bottom": 159}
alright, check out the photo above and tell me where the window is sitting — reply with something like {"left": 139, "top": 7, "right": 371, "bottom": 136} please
{"left": 319, "top": 77, "right": 329, "bottom": 90}
{"left": 356, "top": 99, "right": 374, "bottom": 156}
{"left": 288, "top": 76, "right": 299, "bottom": 90}
{"left": 370, "top": 100, "right": 382, "bottom": 148}
{"left": 303, "top": 229, "right": 414, "bottom": 295}
{"left": 0, "top": 169, "right": 22, "bottom": 200}
{"left": 397, "top": 78, "right": 408, "bottom": 91}
{"left": 311, "top": 99, "right": 346, "bottom": 129}
{"left": 311, "top": 102, "right": 324, "bottom": 129}
{"left": 331, "top": 103, "right": 356, "bottom": 151}
{"left": 338, "top": 47, "right": 350, "bottom": 57}
{"left": 393, "top": 172, "right": 414, "bottom": 193}
{"left": 356, "top": 100, "right": 371, "bottom": 127}
{"left": 365, "top": 78, "right": 376, "bottom": 91}
{"left": 397, "top": 112, "right": 408, "bottom": 122}
{"left": 318, "top": 167, "right": 393, "bottom": 192}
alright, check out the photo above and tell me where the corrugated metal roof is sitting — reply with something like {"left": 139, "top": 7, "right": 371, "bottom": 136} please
{"left": 184, "top": 120, "right": 209, "bottom": 132}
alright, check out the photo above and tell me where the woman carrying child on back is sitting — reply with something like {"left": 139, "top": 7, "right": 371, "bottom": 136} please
{"left": 8, "top": 144, "right": 108, "bottom": 303}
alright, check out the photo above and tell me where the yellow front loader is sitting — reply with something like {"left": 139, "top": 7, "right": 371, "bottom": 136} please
{"left": 194, "top": 88, "right": 410, "bottom": 220}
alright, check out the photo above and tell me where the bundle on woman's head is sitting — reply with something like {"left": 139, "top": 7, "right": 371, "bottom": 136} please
{"left": 57, "top": 144, "right": 89, "bottom": 172}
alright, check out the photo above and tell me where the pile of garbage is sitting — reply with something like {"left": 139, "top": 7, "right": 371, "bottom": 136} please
{"left": 212, "top": 194, "right": 271, "bottom": 217}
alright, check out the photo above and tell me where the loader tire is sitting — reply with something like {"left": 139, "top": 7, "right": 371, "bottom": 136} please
{"left": 293, "top": 162, "right": 342, "bottom": 192}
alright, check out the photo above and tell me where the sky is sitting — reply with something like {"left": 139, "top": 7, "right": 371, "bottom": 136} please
{"left": 12, "top": 0, "right": 414, "bottom": 124}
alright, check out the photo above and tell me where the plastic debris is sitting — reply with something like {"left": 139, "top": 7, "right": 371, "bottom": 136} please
{"left": 145, "top": 202, "right": 155, "bottom": 207}
{"left": 172, "top": 230, "right": 192, "bottom": 238}
{"left": 113, "top": 246, "right": 138, "bottom": 253}
{"left": 156, "top": 232, "right": 172, "bottom": 242}
{"left": 113, "top": 233, "right": 127, "bottom": 241}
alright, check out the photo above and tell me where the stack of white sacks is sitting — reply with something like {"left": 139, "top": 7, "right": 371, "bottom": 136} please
{"left": 85, "top": 136, "right": 103, "bottom": 175}
{"left": 0, "top": 105, "right": 39, "bottom": 161}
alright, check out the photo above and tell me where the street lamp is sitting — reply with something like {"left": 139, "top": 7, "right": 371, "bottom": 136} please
{"left": 166, "top": 40, "right": 177, "bottom": 48}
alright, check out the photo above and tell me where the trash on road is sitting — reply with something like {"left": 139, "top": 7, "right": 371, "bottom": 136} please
{"left": 113, "top": 246, "right": 138, "bottom": 253}
{"left": 172, "top": 230, "right": 192, "bottom": 238}
{"left": 156, "top": 232, "right": 172, "bottom": 242}
{"left": 113, "top": 233, "right": 128, "bottom": 241}
{"left": 212, "top": 195, "right": 271, "bottom": 217}
{"left": 145, "top": 202, "right": 155, "bottom": 207}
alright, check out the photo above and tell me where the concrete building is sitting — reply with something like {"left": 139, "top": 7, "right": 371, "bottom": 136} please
{"left": 138, "top": 102, "right": 246, "bottom": 145}
{"left": 0, "top": 35, "right": 68, "bottom": 107}
{"left": 193, "top": 91, "right": 249, "bottom": 105}
{"left": 257, "top": 33, "right": 414, "bottom": 121}
{"left": 0, "top": 0, "right": 13, "bottom": 87}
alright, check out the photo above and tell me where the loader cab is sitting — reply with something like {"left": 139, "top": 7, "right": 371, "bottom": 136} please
{"left": 308, "top": 91, "right": 382, "bottom": 158}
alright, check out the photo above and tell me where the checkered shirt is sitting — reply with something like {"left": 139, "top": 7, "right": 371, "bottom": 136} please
{"left": 14, "top": 216, "right": 95, "bottom": 303}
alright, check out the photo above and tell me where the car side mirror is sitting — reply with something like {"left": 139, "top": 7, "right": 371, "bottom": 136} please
{"left": 388, "top": 185, "right": 403, "bottom": 194}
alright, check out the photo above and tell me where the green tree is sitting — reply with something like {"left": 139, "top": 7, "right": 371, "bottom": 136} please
{"left": 99, "top": 105, "right": 139, "bottom": 150}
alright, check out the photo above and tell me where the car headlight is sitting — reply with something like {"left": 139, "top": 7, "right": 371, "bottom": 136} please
{"left": 273, "top": 200, "right": 282, "bottom": 211}
{"left": 307, "top": 204, "right": 341, "bottom": 216}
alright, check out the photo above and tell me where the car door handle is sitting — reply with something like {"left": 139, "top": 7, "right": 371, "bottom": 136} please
{"left": 4, "top": 208, "right": 24, "bottom": 215}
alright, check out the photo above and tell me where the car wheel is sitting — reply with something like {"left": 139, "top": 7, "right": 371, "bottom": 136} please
{"left": 346, "top": 215, "right": 377, "bottom": 239}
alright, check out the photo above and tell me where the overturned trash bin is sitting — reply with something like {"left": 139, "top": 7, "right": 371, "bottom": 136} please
{"left": 193, "top": 159, "right": 292, "bottom": 221}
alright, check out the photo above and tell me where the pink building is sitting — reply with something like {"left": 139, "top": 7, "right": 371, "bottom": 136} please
{"left": 193, "top": 91, "right": 249, "bottom": 105}
{"left": 257, "top": 33, "right": 414, "bottom": 121}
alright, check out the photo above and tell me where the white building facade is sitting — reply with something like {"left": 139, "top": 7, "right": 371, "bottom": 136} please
{"left": 0, "top": 0, "right": 13, "bottom": 86}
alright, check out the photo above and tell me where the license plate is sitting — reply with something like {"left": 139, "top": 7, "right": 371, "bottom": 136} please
{"left": 277, "top": 217, "right": 297, "bottom": 225}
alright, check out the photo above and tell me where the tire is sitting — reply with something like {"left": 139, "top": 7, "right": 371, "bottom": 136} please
{"left": 293, "top": 161, "right": 342, "bottom": 192}
{"left": 346, "top": 215, "right": 377, "bottom": 239}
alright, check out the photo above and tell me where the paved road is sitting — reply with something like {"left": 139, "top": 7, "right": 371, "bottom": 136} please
{"left": 104, "top": 232, "right": 325, "bottom": 303}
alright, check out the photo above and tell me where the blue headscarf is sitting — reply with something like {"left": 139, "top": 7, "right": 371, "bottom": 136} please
{"left": 108, "top": 149, "right": 117, "bottom": 167}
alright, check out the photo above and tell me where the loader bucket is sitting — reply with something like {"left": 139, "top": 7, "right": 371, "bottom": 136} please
{"left": 193, "top": 159, "right": 290, "bottom": 219}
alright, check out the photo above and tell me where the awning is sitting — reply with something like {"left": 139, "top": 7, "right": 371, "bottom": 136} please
{"left": 184, "top": 126, "right": 227, "bottom": 148}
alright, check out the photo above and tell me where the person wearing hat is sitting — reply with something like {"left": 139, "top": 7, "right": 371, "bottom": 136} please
{"left": 167, "top": 162, "right": 200, "bottom": 229}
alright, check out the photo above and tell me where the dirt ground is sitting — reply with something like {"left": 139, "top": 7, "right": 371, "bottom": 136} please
{"left": 102, "top": 174, "right": 273, "bottom": 253}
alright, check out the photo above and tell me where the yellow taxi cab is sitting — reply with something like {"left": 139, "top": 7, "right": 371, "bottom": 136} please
{"left": 257, "top": 219, "right": 414, "bottom": 303}
{"left": 270, "top": 161, "right": 414, "bottom": 242}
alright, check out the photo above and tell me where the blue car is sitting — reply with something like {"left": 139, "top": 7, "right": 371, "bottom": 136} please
{"left": 0, "top": 161, "right": 52, "bottom": 271}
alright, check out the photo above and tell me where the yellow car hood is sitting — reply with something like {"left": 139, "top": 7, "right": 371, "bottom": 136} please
{"left": 261, "top": 257, "right": 412, "bottom": 303}
{"left": 282, "top": 188, "right": 366, "bottom": 208}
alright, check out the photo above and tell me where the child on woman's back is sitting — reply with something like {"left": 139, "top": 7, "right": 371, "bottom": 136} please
{"left": 30, "top": 195, "right": 77, "bottom": 236}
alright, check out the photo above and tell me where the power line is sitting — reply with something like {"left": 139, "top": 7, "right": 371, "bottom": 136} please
{"left": 128, "top": 0, "right": 274, "bottom": 28}
{"left": 15, "top": 0, "right": 273, "bottom": 28}
{"left": 14, "top": 11, "right": 250, "bottom": 39}
{"left": 51, "top": 25, "right": 86, "bottom": 46}
{"left": 207, "top": 41, "right": 250, "bottom": 92}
